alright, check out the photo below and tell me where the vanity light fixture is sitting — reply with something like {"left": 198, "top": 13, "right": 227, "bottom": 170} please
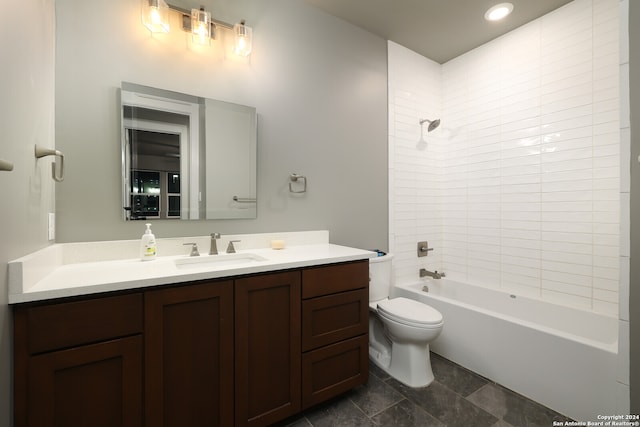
{"left": 233, "top": 21, "right": 253, "bottom": 56}
{"left": 140, "top": 0, "right": 253, "bottom": 55}
{"left": 141, "top": 0, "right": 170, "bottom": 33}
{"left": 484, "top": 3, "right": 514, "bottom": 21}
{"left": 191, "top": 7, "right": 212, "bottom": 46}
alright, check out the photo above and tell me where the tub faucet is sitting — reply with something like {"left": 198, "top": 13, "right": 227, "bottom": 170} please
{"left": 420, "top": 268, "right": 445, "bottom": 280}
{"left": 210, "top": 233, "right": 221, "bottom": 255}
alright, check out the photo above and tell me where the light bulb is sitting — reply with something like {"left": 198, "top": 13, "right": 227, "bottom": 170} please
{"left": 233, "top": 22, "right": 252, "bottom": 56}
{"left": 484, "top": 3, "right": 514, "bottom": 21}
{"left": 142, "top": 0, "right": 169, "bottom": 33}
{"left": 191, "top": 8, "right": 212, "bottom": 46}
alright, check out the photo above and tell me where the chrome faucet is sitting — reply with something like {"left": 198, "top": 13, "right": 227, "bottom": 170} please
{"left": 183, "top": 243, "right": 200, "bottom": 257}
{"left": 420, "top": 268, "right": 445, "bottom": 280}
{"left": 227, "top": 240, "right": 241, "bottom": 253}
{"left": 210, "top": 233, "right": 221, "bottom": 255}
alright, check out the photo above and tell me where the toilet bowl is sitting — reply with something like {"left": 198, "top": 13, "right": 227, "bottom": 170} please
{"left": 369, "top": 254, "right": 444, "bottom": 387}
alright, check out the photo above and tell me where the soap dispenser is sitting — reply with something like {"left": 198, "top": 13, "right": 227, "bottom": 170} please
{"left": 140, "top": 223, "right": 157, "bottom": 261}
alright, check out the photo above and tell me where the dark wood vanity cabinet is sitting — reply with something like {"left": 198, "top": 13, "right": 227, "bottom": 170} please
{"left": 301, "top": 261, "right": 370, "bottom": 409}
{"left": 233, "top": 261, "right": 369, "bottom": 424}
{"left": 144, "top": 280, "right": 234, "bottom": 427}
{"left": 13, "top": 260, "right": 370, "bottom": 427}
{"left": 13, "top": 293, "right": 144, "bottom": 427}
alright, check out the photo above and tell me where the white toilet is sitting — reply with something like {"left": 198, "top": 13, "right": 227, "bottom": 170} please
{"left": 369, "top": 253, "right": 444, "bottom": 387}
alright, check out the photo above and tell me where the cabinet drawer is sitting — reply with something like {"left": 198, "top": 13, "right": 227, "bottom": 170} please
{"left": 23, "top": 293, "right": 143, "bottom": 354}
{"left": 302, "top": 288, "right": 368, "bottom": 352}
{"left": 302, "top": 260, "right": 369, "bottom": 299}
{"left": 301, "top": 335, "right": 369, "bottom": 410}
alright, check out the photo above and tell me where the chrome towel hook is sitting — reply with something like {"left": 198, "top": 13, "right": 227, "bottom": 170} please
{"left": 35, "top": 145, "right": 64, "bottom": 182}
{"left": 289, "top": 173, "right": 307, "bottom": 193}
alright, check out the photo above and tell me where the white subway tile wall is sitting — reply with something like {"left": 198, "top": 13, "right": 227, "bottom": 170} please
{"left": 388, "top": 0, "right": 621, "bottom": 315}
{"left": 388, "top": 41, "right": 444, "bottom": 286}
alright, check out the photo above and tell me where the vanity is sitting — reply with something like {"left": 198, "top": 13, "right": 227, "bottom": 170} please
{"left": 9, "top": 231, "right": 374, "bottom": 427}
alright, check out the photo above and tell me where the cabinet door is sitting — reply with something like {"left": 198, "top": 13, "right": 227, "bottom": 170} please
{"left": 235, "top": 271, "right": 301, "bottom": 427}
{"left": 27, "top": 335, "right": 143, "bottom": 427}
{"left": 145, "top": 280, "right": 234, "bottom": 427}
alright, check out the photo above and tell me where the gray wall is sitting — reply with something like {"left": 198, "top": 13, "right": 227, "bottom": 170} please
{"left": 0, "top": 1, "right": 56, "bottom": 426}
{"left": 630, "top": 0, "right": 639, "bottom": 413}
{"left": 55, "top": 0, "right": 389, "bottom": 250}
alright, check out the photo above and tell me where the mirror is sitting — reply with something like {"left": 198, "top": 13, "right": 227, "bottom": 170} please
{"left": 120, "top": 82, "right": 257, "bottom": 220}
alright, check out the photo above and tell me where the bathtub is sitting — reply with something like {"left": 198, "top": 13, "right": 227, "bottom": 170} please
{"left": 393, "top": 279, "right": 619, "bottom": 421}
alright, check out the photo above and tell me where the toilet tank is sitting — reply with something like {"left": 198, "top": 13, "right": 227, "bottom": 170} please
{"left": 369, "top": 253, "right": 394, "bottom": 302}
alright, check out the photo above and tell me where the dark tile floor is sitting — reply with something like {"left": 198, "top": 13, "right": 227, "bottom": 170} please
{"left": 277, "top": 353, "right": 572, "bottom": 427}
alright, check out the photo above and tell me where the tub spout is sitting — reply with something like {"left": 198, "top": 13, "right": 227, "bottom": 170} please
{"left": 420, "top": 268, "right": 445, "bottom": 280}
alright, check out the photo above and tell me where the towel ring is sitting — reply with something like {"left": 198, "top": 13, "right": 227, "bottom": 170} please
{"left": 289, "top": 173, "right": 307, "bottom": 193}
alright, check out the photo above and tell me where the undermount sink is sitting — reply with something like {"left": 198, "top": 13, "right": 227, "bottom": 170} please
{"left": 174, "top": 253, "right": 267, "bottom": 269}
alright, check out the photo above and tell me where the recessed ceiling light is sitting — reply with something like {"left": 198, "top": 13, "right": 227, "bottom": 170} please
{"left": 485, "top": 3, "right": 514, "bottom": 21}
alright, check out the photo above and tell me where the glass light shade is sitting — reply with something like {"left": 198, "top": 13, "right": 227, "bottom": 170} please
{"left": 141, "top": 0, "right": 170, "bottom": 33}
{"left": 233, "top": 22, "right": 253, "bottom": 57}
{"left": 191, "top": 8, "right": 212, "bottom": 46}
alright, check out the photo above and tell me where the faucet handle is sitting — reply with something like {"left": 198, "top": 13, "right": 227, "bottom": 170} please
{"left": 227, "top": 240, "right": 241, "bottom": 253}
{"left": 183, "top": 243, "right": 200, "bottom": 257}
{"left": 210, "top": 233, "right": 221, "bottom": 255}
{"left": 417, "top": 241, "right": 434, "bottom": 257}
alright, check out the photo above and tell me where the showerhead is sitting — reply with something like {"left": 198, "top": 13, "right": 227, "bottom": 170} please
{"left": 419, "top": 118, "right": 441, "bottom": 132}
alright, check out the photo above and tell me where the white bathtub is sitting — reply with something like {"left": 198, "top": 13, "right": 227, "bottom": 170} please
{"left": 393, "top": 279, "right": 619, "bottom": 421}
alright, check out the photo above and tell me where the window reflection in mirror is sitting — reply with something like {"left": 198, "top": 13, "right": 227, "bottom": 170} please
{"left": 120, "top": 82, "right": 257, "bottom": 220}
{"left": 125, "top": 114, "right": 186, "bottom": 220}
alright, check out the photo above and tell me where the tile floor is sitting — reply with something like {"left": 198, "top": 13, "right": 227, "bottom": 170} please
{"left": 277, "top": 353, "right": 572, "bottom": 427}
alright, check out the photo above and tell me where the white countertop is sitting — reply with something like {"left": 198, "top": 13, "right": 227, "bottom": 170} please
{"left": 8, "top": 231, "right": 376, "bottom": 304}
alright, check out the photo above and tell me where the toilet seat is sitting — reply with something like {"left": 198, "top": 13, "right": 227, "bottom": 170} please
{"left": 377, "top": 297, "right": 443, "bottom": 329}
